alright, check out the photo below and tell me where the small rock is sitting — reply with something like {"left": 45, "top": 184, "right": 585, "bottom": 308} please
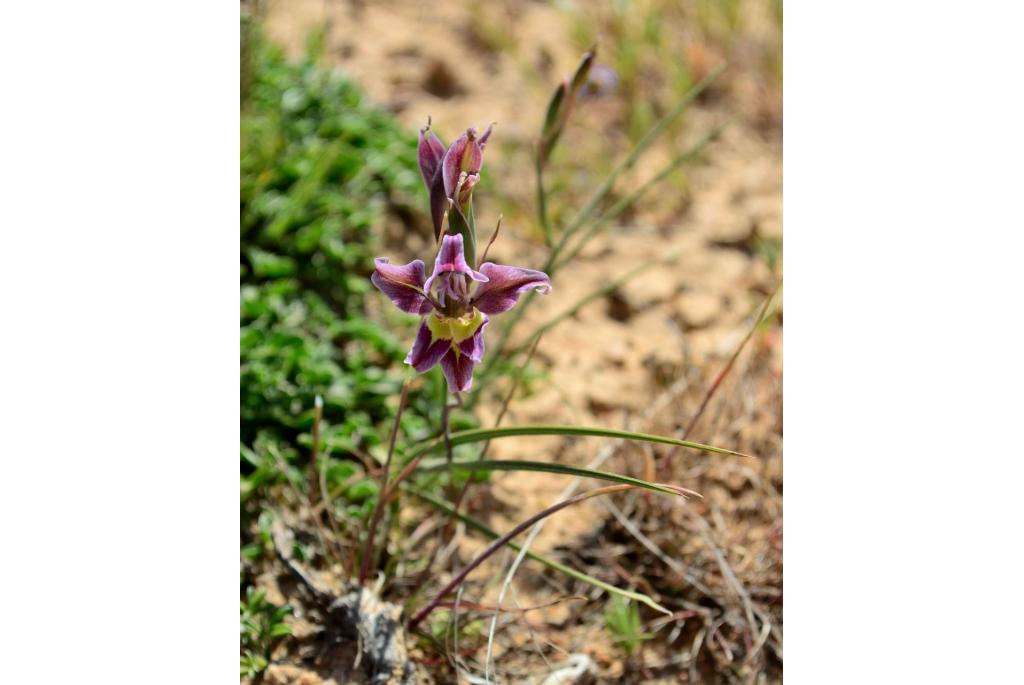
{"left": 617, "top": 264, "right": 684, "bottom": 312}
{"left": 540, "top": 653, "right": 593, "bottom": 685}
{"left": 676, "top": 291, "right": 722, "bottom": 330}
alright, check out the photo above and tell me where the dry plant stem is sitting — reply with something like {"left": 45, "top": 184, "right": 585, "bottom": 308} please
{"left": 481, "top": 374, "right": 693, "bottom": 675}
{"left": 654, "top": 281, "right": 780, "bottom": 480}
{"left": 407, "top": 485, "right": 671, "bottom": 614}
{"left": 408, "top": 485, "right": 636, "bottom": 631}
{"left": 601, "top": 498, "right": 714, "bottom": 596}
{"left": 683, "top": 282, "right": 780, "bottom": 440}
{"left": 359, "top": 378, "right": 410, "bottom": 585}
{"left": 319, "top": 455, "right": 351, "bottom": 579}
{"left": 380, "top": 453, "right": 425, "bottom": 508}
{"left": 384, "top": 390, "right": 464, "bottom": 601}
{"left": 508, "top": 585, "right": 555, "bottom": 675}
{"left": 266, "top": 437, "right": 340, "bottom": 566}
{"left": 690, "top": 509, "right": 765, "bottom": 664}
{"left": 449, "top": 583, "right": 465, "bottom": 673}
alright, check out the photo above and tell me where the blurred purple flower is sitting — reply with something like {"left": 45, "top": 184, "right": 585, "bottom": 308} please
{"left": 371, "top": 233, "right": 550, "bottom": 393}
{"left": 580, "top": 64, "right": 618, "bottom": 99}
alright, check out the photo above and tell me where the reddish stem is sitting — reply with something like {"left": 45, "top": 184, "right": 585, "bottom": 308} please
{"left": 407, "top": 484, "right": 633, "bottom": 631}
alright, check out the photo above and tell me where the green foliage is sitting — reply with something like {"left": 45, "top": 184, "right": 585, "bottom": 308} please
{"left": 240, "top": 586, "right": 293, "bottom": 679}
{"left": 603, "top": 596, "right": 653, "bottom": 655}
{"left": 240, "top": 35, "right": 450, "bottom": 518}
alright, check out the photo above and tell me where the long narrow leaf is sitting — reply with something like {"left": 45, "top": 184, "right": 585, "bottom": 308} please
{"left": 419, "top": 459, "right": 701, "bottom": 499}
{"left": 555, "top": 119, "right": 733, "bottom": 270}
{"left": 408, "top": 487, "right": 672, "bottom": 615}
{"left": 470, "top": 65, "right": 728, "bottom": 398}
{"left": 553, "top": 64, "right": 728, "bottom": 257}
{"left": 407, "top": 425, "right": 753, "bottom": 460}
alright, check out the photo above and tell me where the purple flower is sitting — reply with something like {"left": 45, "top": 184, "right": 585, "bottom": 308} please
{"left": 371, "top": 234, "right": 550, "bottom": 393}
{"left": 417, "top": 121, "right": 494, "bottom": 239}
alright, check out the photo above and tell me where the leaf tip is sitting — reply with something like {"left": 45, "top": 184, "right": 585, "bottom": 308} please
{"left": 658, "top": 483, "right": 703, "bottom": 499}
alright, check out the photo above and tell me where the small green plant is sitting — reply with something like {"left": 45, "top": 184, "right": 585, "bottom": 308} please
{"left": 240, "top": 586, "right": 293, "bottom": 679}
{"left": 603, "top": 596, "right": 653, "bottom": 655}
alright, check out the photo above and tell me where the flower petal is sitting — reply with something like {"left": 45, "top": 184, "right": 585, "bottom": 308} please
{"left": 456, "top": 172, "right": 480, "bottom": 207}
{"left": 440, "top": 347, "right": 476, "bottom": 393}
{"left": 424, "top": 234, "right": 487, "bottom": 294}
{"left": 441, "top": 127, "right": 487, "bottom": 202}
{"left": 428, "top": 171, "right": 448, "bottom": 241}
{"left": 456, "top": 313, "right": 489, "bottom": 363}
{"left": 405, "top": 321, "right": 451, "bottom": 372}
{"left": 471, "top": 263, "right": 552, "bottom": 315}
{"left": 371, "top": 258, "right": 432, "bottom": 315}
{"left": 417, "top": 125, "right": 446, "bottom": 191}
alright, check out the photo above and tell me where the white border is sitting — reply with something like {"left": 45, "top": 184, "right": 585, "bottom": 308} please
{"left": 1, "top": 2, "right": 1023, "bottom": 682}
{"left": 1, "top": 2, "right": 238, "bottom": 682}
{"left": 787, "top": 2, "right": 1024, "bottom": 681}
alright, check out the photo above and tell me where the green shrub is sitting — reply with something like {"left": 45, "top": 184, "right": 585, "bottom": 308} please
{"left": 240, "top": 37, "right": 450, "bottom": 519}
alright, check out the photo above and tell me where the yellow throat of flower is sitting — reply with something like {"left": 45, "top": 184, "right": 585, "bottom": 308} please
{"left": 427, "top": 308, "right": 485, "bottom": 344}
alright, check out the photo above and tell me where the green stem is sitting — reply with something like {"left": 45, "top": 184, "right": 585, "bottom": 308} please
{"left": 548, "top": 64, "right": 726, "bottom": 267}
{"left": 554, "top": 119, "right": 732, "bottom": 271}
{"left": 536, "top": 157, "right": 553, "bottom": 247}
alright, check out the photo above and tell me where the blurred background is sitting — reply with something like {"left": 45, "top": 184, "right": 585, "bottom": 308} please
{"left": 241, "top": 0, "right": 782, "bottom": 682}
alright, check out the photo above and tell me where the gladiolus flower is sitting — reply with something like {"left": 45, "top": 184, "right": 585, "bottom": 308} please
{"left": 371, "top": 233, "right": 550, "bottom": 393}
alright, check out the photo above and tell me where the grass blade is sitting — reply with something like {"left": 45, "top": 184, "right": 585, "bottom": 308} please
{"left": 408, "top": 487, "right": 672, "bottom": 615}
{"left": 421, "top": 459, "right": 700, "bottom": 499}
{"left": 683, "top": 281, "right": 781, "bottom": 439}
{"left": 407, "top": 425, "right": 754, "bottom": 460}
{"left": 554, "top": 119, "right": 733, "bottom": 270}
{"left": 552, "top": 64, "right": 728, "bottom": 259}
{"left": 420, "top": 459, "right": 700, "bottom": 499}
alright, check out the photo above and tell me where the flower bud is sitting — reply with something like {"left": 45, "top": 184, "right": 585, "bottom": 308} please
{"left": 417, "top": 119, "right": 446, "bottom": 191}
{"left": 441, "top": 124, "right": 493, "bottom": 209}
{"left": 538, "top": 48, "right": 597, "bottom": 165}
